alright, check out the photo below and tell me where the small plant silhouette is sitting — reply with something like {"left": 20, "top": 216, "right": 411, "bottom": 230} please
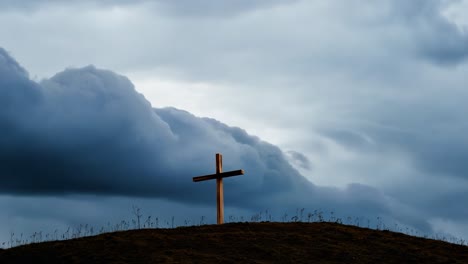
{"left": 2, "top": 206, "right": 467, "bottom": 249}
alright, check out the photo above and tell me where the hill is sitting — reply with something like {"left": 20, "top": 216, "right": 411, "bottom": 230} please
{"left": 0, "top": 222, "right": 467, "bottom": 263}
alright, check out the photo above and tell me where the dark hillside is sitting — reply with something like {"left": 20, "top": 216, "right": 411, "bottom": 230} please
{"left": 0, "top": 222, "right": 467, "bottom": 264}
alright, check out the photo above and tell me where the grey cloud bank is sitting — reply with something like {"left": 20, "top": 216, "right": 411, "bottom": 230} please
{"left": 0, "top": 47, "right": 309, "bottom": 205}
{"left": 0, "top": 47, "right": 396, "bottom": 229}
{"left": 0, "top": 48, "right": 428, "bottom": 236}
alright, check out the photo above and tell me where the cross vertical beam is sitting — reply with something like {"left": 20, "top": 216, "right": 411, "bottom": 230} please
{"left": 216, "top": 153, "right": 224, "bottom": 224}
{"left": 193, "top": 153, "right": 244, "bottom": 225}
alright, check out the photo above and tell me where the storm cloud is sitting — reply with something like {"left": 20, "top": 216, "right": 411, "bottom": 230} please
{"left": 0, "top": 47, "right": 308, "bottom": 204}
{"left": 1, "top": 47, "right": 421, "bottom": 234}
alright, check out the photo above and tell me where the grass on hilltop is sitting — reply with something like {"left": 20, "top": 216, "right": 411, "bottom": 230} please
{"left": 0, "top": 221, "right": 467, "bottom": 264}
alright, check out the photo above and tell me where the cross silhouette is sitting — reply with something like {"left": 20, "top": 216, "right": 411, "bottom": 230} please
{"left": 193, "top": 153, "right": 244, "bottom": 224}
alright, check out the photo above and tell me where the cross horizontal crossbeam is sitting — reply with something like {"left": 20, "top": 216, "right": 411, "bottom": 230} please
{"left": 192, "top": 169, "right": 244, "bottom": 182}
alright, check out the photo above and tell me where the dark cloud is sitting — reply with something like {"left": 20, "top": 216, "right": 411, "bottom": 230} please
{"left": 0, "top": 47, "right": 311, "bottom": 206}
{"left": 399, "top": 134, "right": 468, "bottom": 179}
{"left": 359, "top": 103, "right": 468, "bottom": 180}
{"left": 0, "top": 48, "right": 41, "bottom": 114}
{"left": 0, "top": 47, "right": 443, "bottom": 237}
{"left": 0, "top": 47, "right": 411, "bottom": 227}
{"left": 314, "top": 102, "right": 468, "bottom": 226}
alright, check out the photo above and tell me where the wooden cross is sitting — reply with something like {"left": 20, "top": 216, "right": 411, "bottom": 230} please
{"left": 193, "top": 153, "right": 244, "bottom": 224}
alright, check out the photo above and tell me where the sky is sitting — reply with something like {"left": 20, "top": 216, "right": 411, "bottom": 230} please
{"left": 1, "top": 0, "right": 468, "bottom": 245}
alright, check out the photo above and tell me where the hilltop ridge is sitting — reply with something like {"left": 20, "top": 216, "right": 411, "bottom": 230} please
{"left": 0, "top": 222, "right": 467, "bottom": 263}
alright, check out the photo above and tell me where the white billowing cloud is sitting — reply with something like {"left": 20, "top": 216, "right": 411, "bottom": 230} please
{"left": 441, "top": 0, "right": 468, "bottom": 32}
